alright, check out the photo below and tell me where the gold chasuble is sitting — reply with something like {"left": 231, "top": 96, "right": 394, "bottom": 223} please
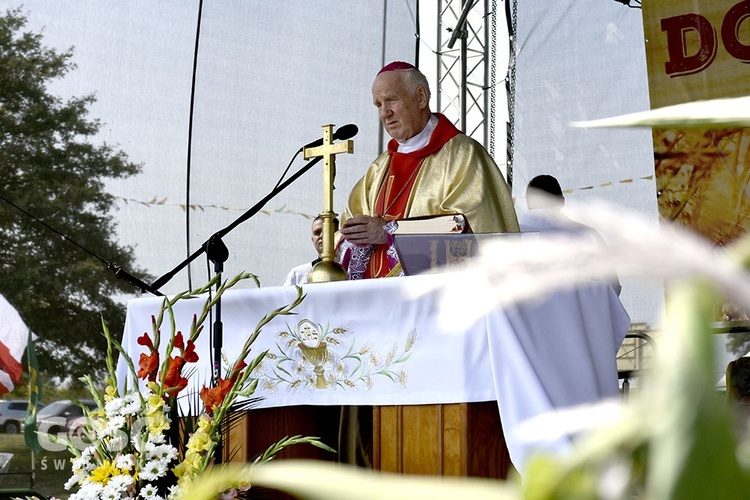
{"left": 343, "top": 113, "right": 519, "bottom": 278}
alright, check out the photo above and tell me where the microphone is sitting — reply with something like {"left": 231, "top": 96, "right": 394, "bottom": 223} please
{"left": 300, "top": 124, "right": 359, "bottom": 150}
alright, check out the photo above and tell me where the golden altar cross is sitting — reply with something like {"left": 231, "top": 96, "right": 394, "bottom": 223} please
{"left": 303, "top": 124, "right": 354, "bottom": 283}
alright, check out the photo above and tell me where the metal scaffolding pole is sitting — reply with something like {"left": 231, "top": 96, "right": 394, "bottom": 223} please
{"left": 434, "top": 0, "right": 494, "bottom": 155}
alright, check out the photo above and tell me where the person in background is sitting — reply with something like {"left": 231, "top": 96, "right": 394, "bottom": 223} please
{"left": 281, "top": 215, "right": 339, "bottom": 286}
{"left": 520, "top": 174, "right": 622, "bottom": 295}
{"left": 338, "top": 61, "right": 518, "bottom": 279}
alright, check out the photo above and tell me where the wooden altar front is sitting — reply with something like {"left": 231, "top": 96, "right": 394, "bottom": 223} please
{"left": 223, "top": 401, "right": 514, "bottom": 481}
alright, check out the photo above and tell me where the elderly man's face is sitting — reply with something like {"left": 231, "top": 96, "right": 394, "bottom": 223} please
{"left": 372, "top": 71, "right": 428, "bottom": 143}
{"left": 311, "top": 218, "right": 324, "bottom": 256}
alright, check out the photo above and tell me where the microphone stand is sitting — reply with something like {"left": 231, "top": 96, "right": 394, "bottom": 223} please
{"left": 151, "top": 154, "right": 324, "bottom": 381}
{"left": 150, "top": 155, "right": 323, "bottom": 292}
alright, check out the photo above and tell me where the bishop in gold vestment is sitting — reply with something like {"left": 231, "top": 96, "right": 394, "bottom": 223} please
{"left": 339, "top": 61, "right": 519, "bottom": 279}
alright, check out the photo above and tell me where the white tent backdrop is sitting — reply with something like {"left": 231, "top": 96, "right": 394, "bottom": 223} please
{"left": 9, "top": 1, "right": 663, "bottom": 328}
{"left": 510, "top": 2, "right": 664, "bottom": 327}
{"left": 8, "top": 0, "right": 418, "bottom": 296}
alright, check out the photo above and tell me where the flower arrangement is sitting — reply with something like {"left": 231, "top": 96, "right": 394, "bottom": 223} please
{"left": 50, "top": 273, "right": 333, "bottom": 499}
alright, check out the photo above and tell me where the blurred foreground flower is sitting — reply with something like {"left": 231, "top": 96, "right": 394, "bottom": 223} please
{"left": 406, "top": 200, "right": 750, "bottom": 332}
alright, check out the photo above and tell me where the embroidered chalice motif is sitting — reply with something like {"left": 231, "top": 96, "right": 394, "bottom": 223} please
{"left": 296, "top": 319, "right": 330, "bottom": 388}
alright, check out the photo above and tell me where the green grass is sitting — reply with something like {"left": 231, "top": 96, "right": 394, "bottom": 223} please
{"left": 0, "top": 434, "right": 71, "bottom": 499}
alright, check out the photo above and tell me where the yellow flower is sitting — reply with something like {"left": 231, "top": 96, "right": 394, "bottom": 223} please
{"left": 173, "top": 460, "right": 190, "bottom": 479}
{"left": 197, "top": 415, "right": 213, "bottom": 432}
{"left": 147, "top": 411, "right": 170, "bottom": 436}
{"left": 145, "top": 394, "right": 163, "bottom": 415}
{"left": 90, "top": 408, "right": 105, "bottom": 419}
{"left": 174, "top": 449, "right": 205, "bottom": 481}
{"left": 186, "top": 428, "right": 212, "bottom": 453}
{"left": 90, "top": 460, "right": 118, "bottom": 485}
{"left": 104, "top": 384, "right": 118, "bottom": 402}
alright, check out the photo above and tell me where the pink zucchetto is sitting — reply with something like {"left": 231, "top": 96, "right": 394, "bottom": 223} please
{"left": 377, "top": 61, "right": 418, "bottom": 75}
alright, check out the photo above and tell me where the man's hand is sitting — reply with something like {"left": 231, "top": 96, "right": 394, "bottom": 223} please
{"left": 340, "top": 215, "right": 389, "bottom": 245}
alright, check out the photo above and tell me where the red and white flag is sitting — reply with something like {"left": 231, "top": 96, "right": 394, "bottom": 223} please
{"left": 0, "top": 294, "right": 30, "bottom": 395}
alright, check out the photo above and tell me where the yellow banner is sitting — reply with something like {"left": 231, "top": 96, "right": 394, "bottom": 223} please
{"left": 643, "top": 0, "right": 750, "bottom": 248}
{"left": 644, "top": 0, "right": 750, "bottom": 321}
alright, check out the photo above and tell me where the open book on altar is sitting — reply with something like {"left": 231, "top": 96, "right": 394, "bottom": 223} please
{"left": 393, "top": 213, "right": 470, "bottom": 234}
{"left": 393, "top": 231, "right": 530, "bottom": 276}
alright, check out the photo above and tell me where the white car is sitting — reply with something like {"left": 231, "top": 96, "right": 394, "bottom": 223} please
{"left": 34, "top": 399, "right": 97, "bottom": 435}
{"left": 0, "top": 400, "right": 45, "bottom": 434}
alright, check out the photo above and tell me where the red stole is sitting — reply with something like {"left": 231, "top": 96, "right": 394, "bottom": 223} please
{"left": 366, "top": 114, "right": 460, "bottom": 278}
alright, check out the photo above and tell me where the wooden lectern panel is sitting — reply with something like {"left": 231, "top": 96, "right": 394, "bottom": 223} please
{"left": 372, "top": 401, "right": 513, "bottom": 479}
{"left": 224, "top": 401, "right": 512, "bottom": 499}
{"left": 223, "top": 405, "right": 341, "bottom": 464}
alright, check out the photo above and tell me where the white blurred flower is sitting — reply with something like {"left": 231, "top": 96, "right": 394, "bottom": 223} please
{"left": 101, "top": 415, "right": 126, "bottom": 438}
{"left": 121, "top": 393, "right": 142, "bottom": 416}
{"left": 407, "top": 200, "right": 750, "bottom": 331}
{"left": 115, "top": 453, "right": 134, "bottom": 470}
{"left": 104, "top": 397, "right": 124, "bottom": 417}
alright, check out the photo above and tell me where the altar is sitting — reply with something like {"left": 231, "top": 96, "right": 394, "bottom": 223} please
{"left": 119, "top": 274, "right": 630, "bottom": 473}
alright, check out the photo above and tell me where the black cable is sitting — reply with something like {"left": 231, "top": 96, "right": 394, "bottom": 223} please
{"left": 185, "top": 0, "right": 205, "bottom": 291}
{"left": 415, "top": 0, "right": 420, "bottom": 67}
{"left": 273, "top": 150, "right": 302, "bottom": 191}
{"left": 0, "top": 194, "right": 106, "bottom": 264}
{"left": 0, "top": 193, "right": 161, "bottom": 295}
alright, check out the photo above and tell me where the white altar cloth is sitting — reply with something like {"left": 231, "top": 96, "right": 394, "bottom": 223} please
{"left": 119, "top": 274, "right": 630, "bottom": 470}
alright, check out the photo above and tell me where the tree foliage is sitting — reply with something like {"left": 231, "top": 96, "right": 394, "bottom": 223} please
{"left": 0, "top": 8, "right": 150, "bottom": 385}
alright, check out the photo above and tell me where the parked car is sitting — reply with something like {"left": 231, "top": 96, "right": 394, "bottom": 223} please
{"left": 33, "top": 399, "right": 98, "bottom": 435}
{"left": 0, "top": 400, "right": 46, "bottom": 434}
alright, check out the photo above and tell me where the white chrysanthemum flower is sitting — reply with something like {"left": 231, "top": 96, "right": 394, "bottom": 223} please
{"left": 64, "top": 472, "right": 84, "bottom": 490}
{"left": 80, "top": 445, "right": 95, "bottom": 460}
{"left": 140, "top": 483, "right": 159, "bottom": 499}
{"left": 146, "top": 443, "right": 178, "bottom": 463}
{"left": 104, "top": 397, "right": 125, "bottom": 416}
{"left": 74, "top": 481, "right": 104, "bottom": 499}
{"left": 167, "top": 484, "right": 182, "bottom": 500}
{"left": 140, "top": 459, "right": 168, "bottom": 481}
{"left": 104, "top": 434, "right": 129, "bottom": 455}
{"left": 71, "top": 449, "right": 96, "bottom": 472}
{"left": 101, "top": 415, "right": 127, "bottom": 437}
{"left": 147, "top": 431, "right": 167, "bottom": 445}
{"left": 115, "top": 453, "right": 135, "bottom": 470}
{"left": 121, "top": 393, "right": 142, "bottom": 416}
{"left": 107, "top": 474, "right": 135, "bottom": 492}
{"left": 101, "top": 485, "right": 122, "bottom": 500}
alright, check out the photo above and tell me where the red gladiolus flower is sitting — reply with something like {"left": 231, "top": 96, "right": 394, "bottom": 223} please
{"left": 200, "top": 377, "right": 234, "bottom": 414}
{"left": 162, "top": 356, "right": 188, "bottom": 395}
{"left": 199, "top": 360, "right": 247, "bottom": 414}
{"left": 137, "top": 352, "right": 159, "bottom": 381}
{"left": 137, "top": 332, "right": 154, "bottom": 350}
{"left": 174, "top": 331, "right": 185, "bottom": 350}
{"left": 183, "top": 340, "right": 199, "bottom": 363}
{"left": 229, "top": 360, "right": 247, "bottom": 382}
